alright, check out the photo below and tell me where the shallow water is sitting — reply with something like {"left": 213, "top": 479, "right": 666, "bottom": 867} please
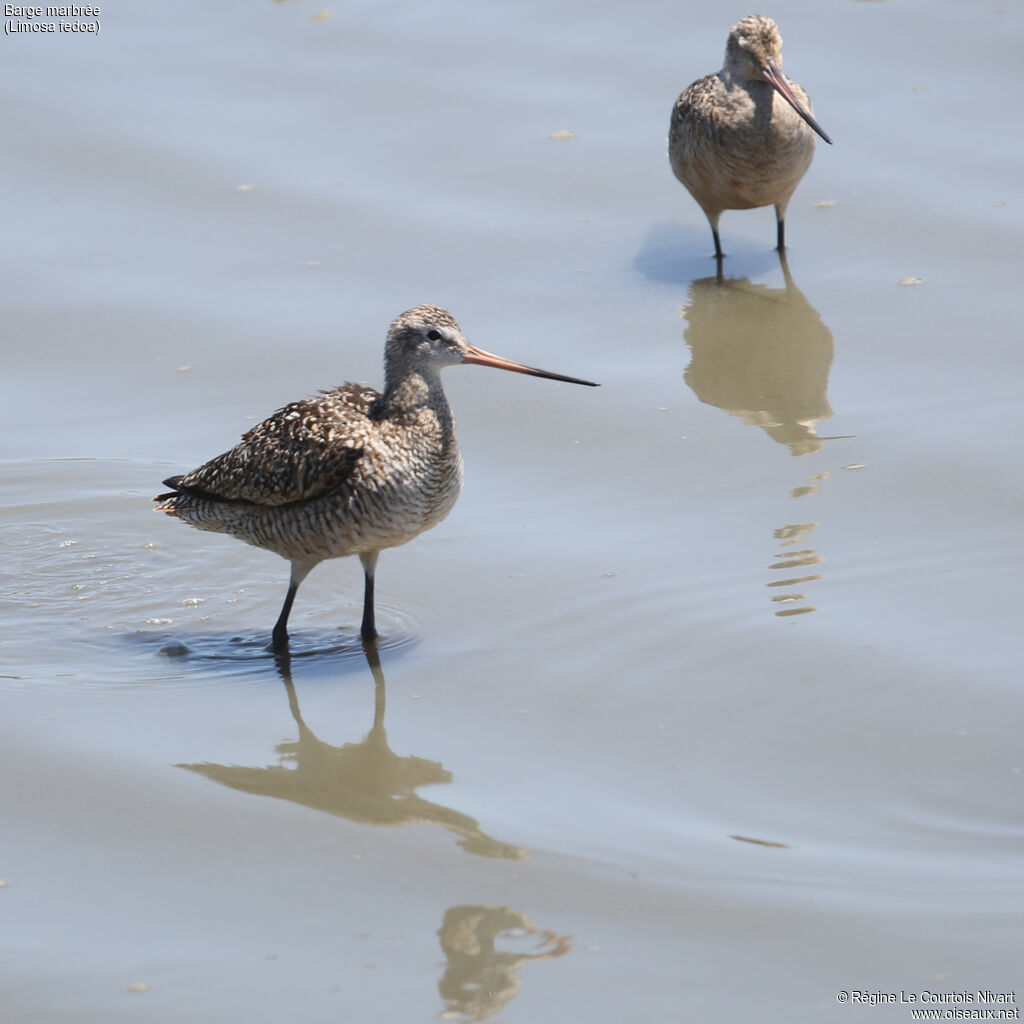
{"left": 2, "top": 0, "right": 1023, "bottom": 1021}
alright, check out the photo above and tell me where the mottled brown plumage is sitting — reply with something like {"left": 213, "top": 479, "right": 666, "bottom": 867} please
{"left": 155, "top": 304, "right": 597, "bottom": 649}
{"left": 669, "top": 14, "right": 832, "bottom": 258}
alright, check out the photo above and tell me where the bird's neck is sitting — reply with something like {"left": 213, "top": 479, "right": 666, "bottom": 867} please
{"left": 376, "top": 369, "right": 453, "bottom": 424}
{"left": 721, "top": 69, "right": 776, "bottom": 121}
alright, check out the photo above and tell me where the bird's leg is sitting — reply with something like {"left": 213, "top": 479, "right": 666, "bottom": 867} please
{"left": 704, "top": 210, "right": 725, "bottom": 260}
{"left": 774, "top": 201, "right": 789, "bottom": 252}
{"left": 271, "top": 561, "right": 314, "bottom": 651}
{"left": 272, "top": 584, "right": 299, "bottom": 650}
{"left": 359, "top": 550, "right": 380, "bottom": 642}
{"left": 710, "top": 225, "right": 725, "bottom": 261}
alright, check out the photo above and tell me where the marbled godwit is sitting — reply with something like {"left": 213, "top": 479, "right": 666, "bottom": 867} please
{"left": 669, "top": 14, "right": 832, "bottom": 258}
{"left": 155, "top": 304, "right": 597, "bottom": 649}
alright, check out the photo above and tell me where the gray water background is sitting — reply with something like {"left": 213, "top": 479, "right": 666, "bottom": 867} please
{"left": 2, "top": 1, "right": 1022, "bottom": 1021}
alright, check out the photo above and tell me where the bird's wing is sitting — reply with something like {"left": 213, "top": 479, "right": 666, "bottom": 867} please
{"left": 170, "top": 385, "right": 377, "bottom": 507}
{"left": 671, "top": 75, "right": 720, "bottom": 129}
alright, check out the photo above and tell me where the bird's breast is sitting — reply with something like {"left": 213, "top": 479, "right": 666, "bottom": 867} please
{"left": 349, "top": 408, "right": 464, "bottom": 535}
{"left": 670, "top": 76, "right": 816, "bottom": 213}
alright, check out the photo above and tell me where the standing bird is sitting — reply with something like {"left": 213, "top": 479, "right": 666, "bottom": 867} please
{"left": 155, "top": 305, "right": 598, "bottom": 649}
{"left": 669, "top": 14, "right": 832, "bottom": 259}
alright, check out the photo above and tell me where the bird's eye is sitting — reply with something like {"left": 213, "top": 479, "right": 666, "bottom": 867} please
{"left": 426, "top": 329, "right": 442, "bottom": 341}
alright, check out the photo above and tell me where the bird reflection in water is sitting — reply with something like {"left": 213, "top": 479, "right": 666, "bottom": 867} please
{"left": 176, "top": 644, "right": 526, "bottom": 859}
{"left": 682, "top": 255, "right": 834, "bottom": 456}
{"left": 436, "top": 905, "right": 572, "bottom": 1023}
{"left": 768, "top": 512, "right": 824, "bottom": 617}
{"left": 681, "top": 257, "right": 845, "bottom": 617}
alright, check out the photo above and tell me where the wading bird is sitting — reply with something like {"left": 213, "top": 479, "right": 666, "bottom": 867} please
{"left": 156, "top": 305, "right": 597, "bottom": 649}
{"left": 669, "top": 14, "right": 832, "bottom": 258}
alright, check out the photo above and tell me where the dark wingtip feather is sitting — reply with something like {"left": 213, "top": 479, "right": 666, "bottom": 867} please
{"left": 154, "top": 476, "right": 184, "bottom": 503}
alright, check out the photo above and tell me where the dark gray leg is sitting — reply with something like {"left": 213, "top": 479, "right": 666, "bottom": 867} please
{"left": 271, "top": 561, "right": 314, "bottom": 651}
{"left": 271, "top": 582, "right": 298, "bottom": 650}
{"left": 703, "top": 209, "right": 724, "bottom": 260}
{"left": 775, "top": 200, "right": 789, "bottom": 252}
{"left": 359, "top": 551, "right": 380, "bottom": 641}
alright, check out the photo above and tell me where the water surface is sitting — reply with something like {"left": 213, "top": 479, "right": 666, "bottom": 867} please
{"left": 2, "top": 0, "right": 1022, "bottom": 1020}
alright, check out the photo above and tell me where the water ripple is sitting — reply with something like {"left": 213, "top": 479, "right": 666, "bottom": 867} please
{"left": 0, "top": 461, "right": 423, "bottom": 693}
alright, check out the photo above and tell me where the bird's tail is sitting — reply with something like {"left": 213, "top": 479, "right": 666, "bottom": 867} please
{"left": 154, "top": 475, "right": 185, "bottom": 504}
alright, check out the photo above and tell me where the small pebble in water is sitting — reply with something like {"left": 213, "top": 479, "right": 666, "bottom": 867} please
{"left": 158, "top": 643, "right": 190, "bottom": 658}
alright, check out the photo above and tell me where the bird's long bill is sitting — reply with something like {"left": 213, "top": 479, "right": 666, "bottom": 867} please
{"left": 461, "top": 344, "right": 599, "bottom": 386}
{"left": 762, "top": 57, "right": 833, "bottom": 145}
